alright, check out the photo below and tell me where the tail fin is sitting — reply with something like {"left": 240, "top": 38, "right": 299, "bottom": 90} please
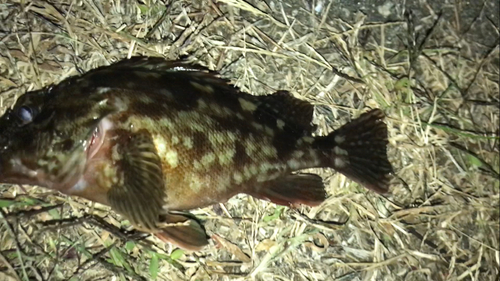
{"left": 314, "top": 109, "right": 392, "bottom": 193}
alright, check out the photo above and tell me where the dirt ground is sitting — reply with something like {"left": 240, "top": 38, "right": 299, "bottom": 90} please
{"left": 0, "top": 0, "right": 498, "bottom": 280}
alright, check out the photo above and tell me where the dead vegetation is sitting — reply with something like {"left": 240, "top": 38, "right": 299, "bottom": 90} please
{"left": 0, "top": 0, "right": 498, "bottom": 280}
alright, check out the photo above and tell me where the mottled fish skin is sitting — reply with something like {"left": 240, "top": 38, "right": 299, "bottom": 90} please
{"left": 0, "top": 57, "right": 393, "bottom": 250}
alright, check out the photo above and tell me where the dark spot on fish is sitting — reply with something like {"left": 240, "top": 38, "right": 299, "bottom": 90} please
{"left": 211, "top": 90, "right": 244, "bottom": 113}
{"left": 208, "top": 113, "right": 255, "bottom": 139}
{"left": 273, "top": 130, "right": 301, "bottom": 160}
{"left": 112, "top": 128, "right": 132, "bottom": 146}
{"left": 129, "top": 99, "right": 169, "bottom": 118}
{"left": 87, "top": 71, "right": 143, "bottom": 91}
{"left": 191, "top": 131, "right": 212, "bottom": 156}
{"left": 253, "top": 105, "right": 279, "bottom": 131}
{"left": 233, "top": 141, "right": 251, "bottom": 168}
{"left": 55, "top": 139, "right": 74, "bottom": 152}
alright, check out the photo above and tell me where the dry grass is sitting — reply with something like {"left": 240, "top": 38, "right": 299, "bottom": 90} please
{"left": 0, "top": 0, "right": 499, "bottom": 280}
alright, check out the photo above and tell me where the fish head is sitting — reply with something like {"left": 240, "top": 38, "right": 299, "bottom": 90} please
{"left": 0, "top": 86, "right": 112, "bottom": 191}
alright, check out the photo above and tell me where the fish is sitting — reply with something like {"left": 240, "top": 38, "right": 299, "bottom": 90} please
{"left": 0, "top": 57, "right": 392, "bottom": 250}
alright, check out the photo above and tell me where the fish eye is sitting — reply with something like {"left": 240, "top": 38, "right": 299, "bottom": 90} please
{"left": 16, "top": 106, "right": 34, "bottom": 125}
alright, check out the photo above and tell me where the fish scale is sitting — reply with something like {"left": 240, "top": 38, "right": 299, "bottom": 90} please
{"left": 0, "top": 56, "right": 393, "bottom": 250}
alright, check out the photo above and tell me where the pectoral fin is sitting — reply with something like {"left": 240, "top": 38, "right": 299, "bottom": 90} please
{"left": 107, "top": 130, "right": 166, "bottom": 231}
{"left": 155, "top": 212, "right": 209, "bottom": 251}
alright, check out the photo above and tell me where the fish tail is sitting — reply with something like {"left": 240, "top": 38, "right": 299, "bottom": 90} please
{"left": 314, "top": 109, "right": 392, "bottom": 193}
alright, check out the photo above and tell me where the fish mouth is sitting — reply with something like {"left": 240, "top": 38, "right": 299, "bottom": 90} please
{"left": 87, "top": 124, "right": 102, "bottom": 160}
{"left": 86, "top": 118, "right": 113, "bottom": 161}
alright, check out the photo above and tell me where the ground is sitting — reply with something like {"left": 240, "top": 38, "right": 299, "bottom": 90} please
{"left": 0, "top": 0, "right": 499, "bottom": 280}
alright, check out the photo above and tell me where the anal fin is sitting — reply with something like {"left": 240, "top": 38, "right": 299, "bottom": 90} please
{"left": 248, "top": 173, "right": 327, "bottom": 207}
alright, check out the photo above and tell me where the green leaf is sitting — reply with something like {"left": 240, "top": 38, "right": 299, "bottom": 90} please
{"left": 109, "top": 247, "right": 134, "bottom": 273}
{"left": 423, "top": 122, "right": 500, "bottom": 140}
{"left": 150, "top": 252, "right": 184, "bottom": 269}
{"left": 20, "top": 197, "right": 40, "bottom": 206}
{"left": 372, "top": 90, "right": 390, "bottom": 108}
{"left": 48, "top": 237, "right": 56, "bottom": 251}
{"left": 170, "top": 249, "right": 184, "bottom": 260}
{"left": 382, "top": 233, "right": 393, "bottom": 244}
{"left": 0, "top": 199, "right": 15, "bottom": 208}
{"left": 394, "top": 77, "right": 410, "bottom": 91}
{"left": 48, "top": 208, "right": 60, "bottom": 219}
{"left": 138, "top": 4, "right": 149, "bottom": 14}
{"left": 110, "top": 248, "right": 124, "bottom": 266}
{"left": 263, "top": 206, "right": 284, "bottom": 222}
{"left": 467, "top": 154, "right": 483, "bottom": 168}
{"left": 125, "top": 241, "right": 136, "bottom": 252}
{"left": 149, "top": 252, "right": 159, "bottom": 280}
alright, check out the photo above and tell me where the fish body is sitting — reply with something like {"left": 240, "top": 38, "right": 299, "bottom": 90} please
{"left": 0, "top": 57, "right": 392, "bottom": 250}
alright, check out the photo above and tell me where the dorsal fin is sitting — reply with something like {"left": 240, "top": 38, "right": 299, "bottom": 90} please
{"left": 101, "top": 56, "right": 207, "bottom": 72}
{"left": 252, "top": 90, "right": 316, "bottom": 135}
{"left": 57, "top": 57, "right": 235, "bottom": 96}
{"left": 51, "top": 57, "right": 244, "bottom": 112}
{"left": 54, "top": 57, "right": 317, "bottom": 136}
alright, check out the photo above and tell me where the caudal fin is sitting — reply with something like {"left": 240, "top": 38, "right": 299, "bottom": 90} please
{"left": 314, "top": 109, "right": 392, "bottom": 193}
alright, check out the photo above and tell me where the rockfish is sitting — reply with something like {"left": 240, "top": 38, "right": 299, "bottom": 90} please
{"left": 0, "top": 57, "right": 392, "bottom": 250}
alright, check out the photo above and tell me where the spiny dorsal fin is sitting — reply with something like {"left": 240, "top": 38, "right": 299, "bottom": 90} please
{"left": 58, "top": 57, "right": 240, "bottom": 104}
{"left": 73, "top": 56, "right": 230, "bottom": 90}
{"left": 102, "top": 57, "right": 207, "bottom": 72}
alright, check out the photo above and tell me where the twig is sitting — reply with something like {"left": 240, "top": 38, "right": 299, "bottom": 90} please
{"left": 68, "top": 241, "right": 118, "bottom": 280}
{"left": 404, "top": 10, "right": 443, "bottom": 70}
{"left": 39, "top": 214, "right": 149, "bottom": 242}
{"left": 61, "top": 234, "right": 147, "bottom": 281}
{"left": 0, "top": 251, "right": 21, "bottom": 281}
{"left": 4, "top": 204, "right": 64, "bottom": 219}
{"left": 421, "top": 52, "right": 466, "bottom": 97}
{"left": 291, "top": 209, "right": 349, "bottom": 231}
{"left": 401, "top": 220, "right": 470, "bottom": 264}
{"left": 144, "top": 1, "right": 173, "bottom": 40}
{"left": 462, "top": 37, "right": 500, "bottom": 99}
{"left": 0, "top": 209, "right": 29, "bottom": 281}
{"left": 449, "top": 142, "right": 500, "bottom": 178}
{"left": 40, "top": 214, "right": 186, "bottom": 271}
